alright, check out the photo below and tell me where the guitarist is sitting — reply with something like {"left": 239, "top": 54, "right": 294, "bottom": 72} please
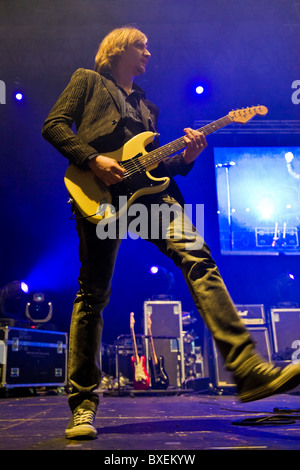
{"left": 42, "top": 26, "right": 300, "bottom": 440}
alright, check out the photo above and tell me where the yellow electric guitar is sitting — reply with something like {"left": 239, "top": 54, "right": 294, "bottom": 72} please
{"left": 64, "top": 106, "right": 268, "bottom": 224}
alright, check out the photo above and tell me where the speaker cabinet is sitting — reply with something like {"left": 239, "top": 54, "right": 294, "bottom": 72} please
{"left": 144, "top": 301, "right": 185, "bottom": 387}
{"left": 235, "top": 304, "right": 266, "bottom": 325}
{"left": 115, "top": 336, "right": 145, "bottom": 382}
{"left": 204, "top": 326, "right": 272, "bottom": 388}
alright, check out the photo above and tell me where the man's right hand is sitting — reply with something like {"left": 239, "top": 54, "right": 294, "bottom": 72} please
{"left": 88, "top": 155, "right": 126, "bottom": 186}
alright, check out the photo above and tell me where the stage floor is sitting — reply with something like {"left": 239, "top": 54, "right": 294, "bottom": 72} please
{"left": 0, "top": 390, "right": 300, "bottom": 452}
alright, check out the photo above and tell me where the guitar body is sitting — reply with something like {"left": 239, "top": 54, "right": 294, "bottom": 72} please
{"left": 149, "top": 355, "right": 169, "bottom": 390}
{"left": 147, "top": 312, "right": 169, "bottom": 390}
{"left": 130, "top": 312, "right": 150, "bottom": 391}
{"left": 64, "top": 131, "right": 170, "bottom": 224}
{"left": 131, "top": 355, "right": 150, "bottom": 390}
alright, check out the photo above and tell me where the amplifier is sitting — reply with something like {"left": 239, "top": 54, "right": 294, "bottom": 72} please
{"left": 235, "top": 304, "right": 266, "bottom": 325}
{"left": 100, "top": 343, "right": 116, "bottom": 377}
{"left": 144, "top": 301, "right": 185, "bottom": 387}
{"left": 270, "top": 308, "right": 300, "bottom": 363}
{"left": 204, "top": 326, "right": 272, "bottom": 388}
{"left": 0, "top": 326, "right": 67, "bottom": 388}
{"left": 115, "top": 335, "right": 145, "bottom": 383}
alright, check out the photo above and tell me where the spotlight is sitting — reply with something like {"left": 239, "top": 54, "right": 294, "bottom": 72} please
{"left": 195, "top": 85, "right": 204, "bottom": 95}
{"left": 0, "top": 280, "right": 29, "bottom": 319}
{"left": 150, "top": 266, "right": 159, "bottom": 274}
{"left": 148, "top": 266, "right": 175, "bottom": 298}
{"left": 25, "top": 292, "right": 53, "bottom": 323}
{"left": 1, "top": 280, "right": 28, "bottom": 300}
{"left": 20, "top": 281, "right": 29, "bottom": 293}
{"left": 15, "top": 92, "right": 23, "bottom": 101}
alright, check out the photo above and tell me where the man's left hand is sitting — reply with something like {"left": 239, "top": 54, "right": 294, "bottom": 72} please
{"left": 183, "top": 128, "right": 207, "bottom": 164}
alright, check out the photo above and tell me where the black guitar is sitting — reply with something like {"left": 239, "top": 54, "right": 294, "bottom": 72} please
{"left": 147, "top": 312, "right": 169, "bottom": 389}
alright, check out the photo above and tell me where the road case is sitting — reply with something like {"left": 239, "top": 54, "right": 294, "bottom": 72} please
{"left": 144, "top": 300, "right": 185, "bottom": 387}
{"left": 270, "top": 308, "right": 300, "bottom": 362}
{"left": 0, "top": 326, "right": 68, "bottom": 388}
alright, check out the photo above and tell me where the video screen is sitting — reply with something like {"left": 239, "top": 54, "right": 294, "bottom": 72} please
{"left": 214, "top": 147, "right": 300, "bottom": 255}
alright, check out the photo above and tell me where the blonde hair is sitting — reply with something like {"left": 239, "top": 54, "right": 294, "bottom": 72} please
{"left": 94, "top": 26, "right": 148, "bottom": 73}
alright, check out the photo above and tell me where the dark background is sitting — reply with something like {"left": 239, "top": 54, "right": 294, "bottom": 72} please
{"left": 0, "top": 0, "right": 299, "bottom": 342}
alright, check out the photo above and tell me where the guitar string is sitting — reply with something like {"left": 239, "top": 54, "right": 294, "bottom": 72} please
{"left": 137, "top": 115, "right": 233, "bottom": 169}
{"left": 117, "top": 108, "right": 263, "bottom": 178}
{"left": 119, "top": 115, "right": 233, "bottom": 179}
{"left": 121, "top": 131, "right": 208, "bottom": 178}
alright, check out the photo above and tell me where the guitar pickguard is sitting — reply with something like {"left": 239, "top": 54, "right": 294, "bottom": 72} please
{"left": 100, "top": 170, "right": 169, "bottom": 222}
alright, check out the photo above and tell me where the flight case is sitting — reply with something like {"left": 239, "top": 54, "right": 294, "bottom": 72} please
{"left": 0, "top": 326, "right": 68, "bottom": 388}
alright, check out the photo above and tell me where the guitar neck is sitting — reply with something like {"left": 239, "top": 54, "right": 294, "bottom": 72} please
{"left": 148, "top": 325, "right": 158, "bottom": 365}
{"left": 139, "top": 114, "right": 232, "bottom": 169}
{"left": 130, "top": 326, "right": 139, "bottom": 363}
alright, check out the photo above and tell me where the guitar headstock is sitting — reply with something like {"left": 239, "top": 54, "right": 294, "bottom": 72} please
{"left": 147, "top": 311, "right": 152, "bottom": 328}
{"left": 228, "top": 105, "right": 268, "bottom": 124}
{"left": 130, "top": 312, "right": 135, "bottom": 329}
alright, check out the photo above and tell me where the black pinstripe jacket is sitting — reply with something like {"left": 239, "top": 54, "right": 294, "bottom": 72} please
{"left": 42, "top": 68, "right": 193, "bottom": 204}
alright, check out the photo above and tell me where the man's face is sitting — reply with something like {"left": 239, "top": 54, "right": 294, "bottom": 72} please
{"left": 121, "top": 40, "right": 151, "bottom": 76}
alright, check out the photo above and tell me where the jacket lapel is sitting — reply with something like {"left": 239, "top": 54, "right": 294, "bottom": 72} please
{"left": 100, "top": 75, "right": 121, "bottom": 113}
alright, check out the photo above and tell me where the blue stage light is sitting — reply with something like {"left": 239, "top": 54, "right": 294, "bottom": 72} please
{"left": 195, "top": 85, "right": 204, "bottom": 95}
{"left": 150, "top": 266, "right": 159, "bottom": 274}
{"left": 20, "top": 281, "right": 29, "bottom": 293}
{"left": 257, "top": 196, "right": 275, "bottom": 220}
{"left": 15, "top": 92, "right": 23, "bottom": 101}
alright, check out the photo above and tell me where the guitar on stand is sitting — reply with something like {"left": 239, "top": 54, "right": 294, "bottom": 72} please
{"left": 147, "top": 312, "right": 169, "bottom": 390}
{"left": 130, "top": 312, "right": 150, "bottom": 390}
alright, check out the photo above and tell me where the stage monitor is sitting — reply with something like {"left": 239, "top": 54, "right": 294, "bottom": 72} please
{"left": 214, "top": 146, "right": 300, "bottom": 255}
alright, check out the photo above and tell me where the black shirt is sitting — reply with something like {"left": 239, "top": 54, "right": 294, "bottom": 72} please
{"left": 116, "top": 87, "right": 146, "bottom": 142}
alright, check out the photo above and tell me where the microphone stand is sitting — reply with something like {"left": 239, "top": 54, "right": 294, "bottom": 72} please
{"left": 216, "top": 162, "right": 235, "bottom": 251}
